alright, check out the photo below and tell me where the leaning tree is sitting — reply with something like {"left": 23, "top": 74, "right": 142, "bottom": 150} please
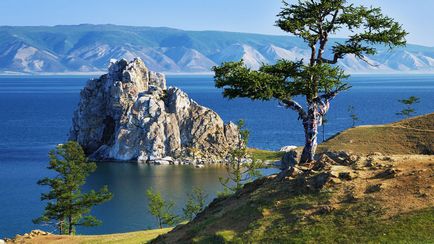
{"left": 213, "top": 0, "right": 407, "bottom": 165}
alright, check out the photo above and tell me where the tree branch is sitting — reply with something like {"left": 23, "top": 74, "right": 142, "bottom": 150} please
{"left": 279, "top": 99, "right": 307, "bottom": 120}
{"left": 320, "top": 84, "right": 351, "bottom": 101}
{"left": 320, "top": 53, "right": 341, "bottom": 64}
{"left": 308, "top": 27, "right": 319, "bottom": 34}
{"left": 313, "top": 84, "right": 351, "bottom": 115}
{"left": 356, "top": 54, "right": 380, "bottom": 67}
{"left": 327, "top": 9, "right": 339, "bottom": 32}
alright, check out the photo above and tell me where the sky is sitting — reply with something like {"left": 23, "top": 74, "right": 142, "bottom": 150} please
{"left": 1, "top": 0, "right": 433, "bottom": 46}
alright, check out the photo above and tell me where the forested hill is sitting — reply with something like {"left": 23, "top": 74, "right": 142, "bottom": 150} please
{"left": 2, "top": 24, "right": 434, "bottom": 74}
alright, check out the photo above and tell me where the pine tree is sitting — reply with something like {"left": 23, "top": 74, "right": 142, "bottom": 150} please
{"left": 397, "top": 96, "right": 420, "bottom": 118}
{"left": 33, "top": 141, "right": 112, "bottom": 235}
{"left": 213, "top": 0, "right": 407, "bottom": 165}
{"left": 348, "top": 105, "right": 359, "bottom": 127}
{"left": 219, "top": 120, "right": 262, "bottom": 196}
{"left": 146, "top": 188, "right": 179, "bottom": 229}
{"left": 183, "top": 187, "right": 208, "bottom": 221}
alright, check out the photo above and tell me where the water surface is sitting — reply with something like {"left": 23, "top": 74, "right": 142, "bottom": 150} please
{"left": 0, "top": 74, "right": 433, "bottom": 237}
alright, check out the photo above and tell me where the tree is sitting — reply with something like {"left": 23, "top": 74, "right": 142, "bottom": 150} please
{"left": 396, "top": 96, "right": 420, "bottom": 118}
{"left": 219, "top": 120, "right": 262, "bottom": 196}
{"left": 183, "top": 187, "right": 208, "bottom": 221}
{"left": 33, "top": 141, "right": 112, "bottom": 235}
{"left": 322, "top": 114, "right": 328, "bottom": 142}
{"left": 347, "top": 105, "right": 359, "bottom": 127}
{"left": 213, "top": 0, "right": 407, "bottom": 165}
{"left": 146, "top": 188, "right": 179, "bottom": 229}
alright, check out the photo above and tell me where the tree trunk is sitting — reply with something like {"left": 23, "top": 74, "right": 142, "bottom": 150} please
{"left": 59, "top": 221, "right": 63, "bottom": 235}
{"left": 68, "top": 215, "right": 73, "bottom": 235}
{"left": 322, "top": 123, "right": 325, "bottom": 142}
{"left": 300, "top": 104, "right": 319, "bottom": 165}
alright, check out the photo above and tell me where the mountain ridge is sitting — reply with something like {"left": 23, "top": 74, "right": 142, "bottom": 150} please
{"left": 2, "top": 24, "right": 434, "bottom": 74}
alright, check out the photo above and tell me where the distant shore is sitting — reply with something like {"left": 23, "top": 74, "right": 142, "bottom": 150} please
{"left": 0, "top": 71, "right": 214, "bottom": 76}
{"left": 2, "top": 71, "right": 434, "bottom": 76}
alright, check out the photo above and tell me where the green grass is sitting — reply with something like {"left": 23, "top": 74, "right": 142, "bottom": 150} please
{"left": 248, "top": 148, "right": 285, "bottom": 162}
{"left": 26, "top": 228, "right": 172, "bottom": 244}
{"left": 275, "top": 204, "right": 434, "bottom": 244}
{"left": 155, "top": 174, "right": 434, "bottom": 244}
{"left": 191, "top": 198, "right": 434, "bottom": 244}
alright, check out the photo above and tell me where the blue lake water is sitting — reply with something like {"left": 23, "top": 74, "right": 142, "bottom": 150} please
{"left": 0, "top": 74, "right": 433, "bottom": 237}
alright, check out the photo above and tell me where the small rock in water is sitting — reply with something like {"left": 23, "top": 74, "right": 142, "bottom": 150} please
{"left": 149, "top": 157, "right": 174, "bottom": 165}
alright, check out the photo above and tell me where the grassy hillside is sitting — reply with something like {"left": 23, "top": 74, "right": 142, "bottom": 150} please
{"left": 153, "top": 114, "right": 434, "bottom": 243}
{"left": 154, "top": 154, "right": 434, "bottom": 243}
{"left": 319, "top": 113, "right": 434, "bottom": 155}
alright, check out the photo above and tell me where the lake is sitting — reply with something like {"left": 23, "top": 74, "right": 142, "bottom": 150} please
{"left": 0, "top": 74, "right": 433, "bottom": 237}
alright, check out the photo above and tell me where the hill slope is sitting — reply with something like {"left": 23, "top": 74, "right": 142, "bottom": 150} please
{"left": 153, "top": 154, "right": 434, "bottom": 243}
{"left": 319, "top": 113, "right": 434, "bottom": 155}
{"left": 2, "top": 25, "right": 434, "bottom": 74}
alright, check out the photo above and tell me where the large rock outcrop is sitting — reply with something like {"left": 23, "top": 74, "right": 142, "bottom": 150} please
{"left": 69, "top": 58, "right": 239, "bottom": 163}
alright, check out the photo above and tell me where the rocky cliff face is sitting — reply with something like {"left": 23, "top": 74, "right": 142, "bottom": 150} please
{"left": 69, "top": 58, "right": 239, "bottom": 164}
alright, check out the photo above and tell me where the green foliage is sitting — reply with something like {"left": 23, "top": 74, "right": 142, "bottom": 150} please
{"left": 213, "top": 60, "right": 349, "bottom": 102}
{"left": 214, "top": 0, "right": 407, "bottom": 103}
{"left": 146, "top": 188, "right": 179, "bottom": 229}
{"left": 347, "top": 105, "right": 359, "bottom": 127}
{"left": 33, "top": 141, "right": 112, "bottom": 235}
{"left": 277, "top": 0, "right": 407, "bottom": 60}
{"left": 183, "top": 187, "right": 209, "bottom": 221}
{"left": 218, "top": 120, "right": 263, "bottom": 196}
{"left": 396, "top": 96, "right": 420, "bottom": 118}
{"left": 213, "top": 0, "right": 406, "bottom": 164}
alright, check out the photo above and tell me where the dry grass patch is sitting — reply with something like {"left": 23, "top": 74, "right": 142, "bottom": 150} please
{"left": 8, "top": 228, "right": 172, "bottom": 244}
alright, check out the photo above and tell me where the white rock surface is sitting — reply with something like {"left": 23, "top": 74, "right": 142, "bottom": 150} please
{"left": 69, "top": 58, "right": 239, "bottom": 163}
{"left": 279, "top": 145, "right": 298, "bottom": 152}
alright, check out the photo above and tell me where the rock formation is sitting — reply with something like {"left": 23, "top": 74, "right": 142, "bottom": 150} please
{"left": 69, "top": 58, "right": 239, "bottom": 164}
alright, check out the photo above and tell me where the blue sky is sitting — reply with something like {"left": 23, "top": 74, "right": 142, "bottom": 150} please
{"left": 1, "top": 0, "right": 433, "bottom": 46}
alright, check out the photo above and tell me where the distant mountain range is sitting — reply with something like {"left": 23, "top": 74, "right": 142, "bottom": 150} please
{"left": 1, "top": 24, "right": 434, "bottom": 74}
